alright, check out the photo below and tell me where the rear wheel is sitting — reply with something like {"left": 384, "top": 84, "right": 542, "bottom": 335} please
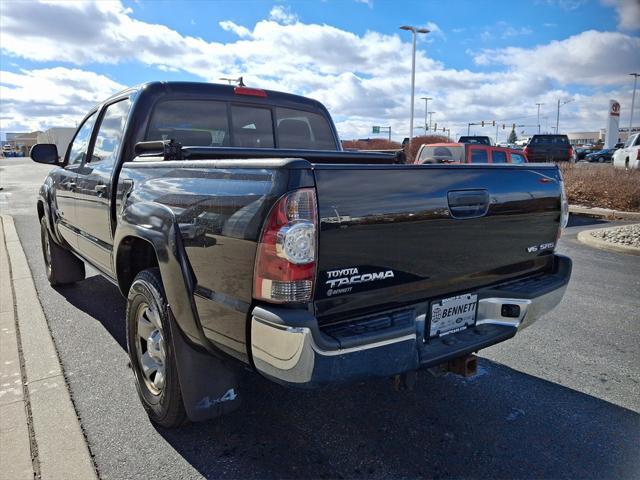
{"left": 40, "top": 216, "right": 85, "bottom": 286}
{"left": 126, "top": 268, "right": 187, "bottom": 428}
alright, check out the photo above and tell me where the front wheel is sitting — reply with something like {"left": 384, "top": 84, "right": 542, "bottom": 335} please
{"left": 40, "top": 216, "right": 85, "bottom": 286}
{"left": 126, "top": 268, "right": 187, "bottom": 428}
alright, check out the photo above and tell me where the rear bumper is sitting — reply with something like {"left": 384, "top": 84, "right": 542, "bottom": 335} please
{"left": 251, "top": 254, "right": 571, "bottom": 387}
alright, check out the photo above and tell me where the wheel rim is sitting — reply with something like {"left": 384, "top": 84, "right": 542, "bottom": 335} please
{"left": 134, "top": 302, "right": 166, "bottom": 395}
{"left": 41, "top": 227, "right": 52, "bottom": 276}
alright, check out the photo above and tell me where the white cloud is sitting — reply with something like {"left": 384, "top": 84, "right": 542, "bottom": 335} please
{"left": 219, "top": 20, "right": 252, "bottom": 38}
{"left": 473, "top": 30, "right": 640, "bottom": 86}
{"left": 268, "top": 5, "right": 298, "bottom": 25}
{"left": 354, "top": 0, "right": 373, "bottom": 7}
{"left": 502, "top": 25, "right": 533, "bottom": 38}
{"left": 0, "top": 1, "right": 638, "bottom": 140}
{"left": 601, "top": 0, "right": 640, "bottom": 31}
{"left": 0, "top": 68, "right": 124, "bottom": 131}
{"left": 538, "top": 0, "right": 589, "bottom": 11}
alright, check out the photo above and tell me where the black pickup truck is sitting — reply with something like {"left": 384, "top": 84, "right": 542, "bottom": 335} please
{"left": 31, "top": 82, "right": 571, "bottom": 427}
{"left": 524, "top": 134, "right": 574, "bottom": 162}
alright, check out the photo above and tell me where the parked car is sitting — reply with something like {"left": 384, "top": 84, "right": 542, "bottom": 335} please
{"left": 415, "top": 142, "right": 527, "bottom": 164}
{"left": 585, "top": 149, "right": 615, "bottom": 163}
{"left": 613, "top": 133, "right": 640, "bottom": 169}
{"left": 575, "top": 147, "right": 595, "bottom": 160}
{"left": 523, "top": 134, "right": 574, "bottom": 162}
{"left": 457, "top": 135, "right": 492, "bottom": 145}
{"left": 30, "top": 81, "right": 571, "bottom": 428}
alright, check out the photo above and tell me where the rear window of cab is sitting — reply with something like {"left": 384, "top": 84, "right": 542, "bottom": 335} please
{"left": 531, "top": 135, "right": 569, "bottom": 144}
{"left": 146, "top": 100, "right": 337, "bottom": 150}
{"left": 418, "top": 145, "right": 465, "bottom": 163}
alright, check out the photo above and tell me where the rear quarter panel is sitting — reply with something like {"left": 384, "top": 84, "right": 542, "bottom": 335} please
{"left": 116, "top": 160, "right": 312, "bottom": 360}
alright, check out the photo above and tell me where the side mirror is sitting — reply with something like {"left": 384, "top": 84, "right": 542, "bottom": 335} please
{"left": 30, "top": 144, "right": 59, "bottom": 164}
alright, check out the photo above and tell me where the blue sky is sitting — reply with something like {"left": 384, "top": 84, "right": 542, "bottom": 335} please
{"left": 1, "top": 0, "right": 639, "bottom": 142}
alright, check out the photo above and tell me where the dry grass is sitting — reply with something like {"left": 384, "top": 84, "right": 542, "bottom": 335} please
{"left": 560, "top": 163, "right": 640, "bottom": 212}
{"left": 342, "top": 139, "right": 402, "bottom": 150}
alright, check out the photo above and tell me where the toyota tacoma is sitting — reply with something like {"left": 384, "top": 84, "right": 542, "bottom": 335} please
{"left": 31, "top": 82, "right": 571, "bottom": 427}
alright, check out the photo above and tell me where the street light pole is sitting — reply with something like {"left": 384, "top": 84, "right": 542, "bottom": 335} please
{"left": 556, "top": 98, "right": 573, "bottom": 133}
{"left": 629, "top": 73, "right": 639, "bottom": 137}
{"left": 536, "top": 102, "right": 544, "bottom": 134}
{"left": 421, "top": 97, "right": 432, "bottom": 131}
{"left": 400, "top": 26, "right": 430, "bottom": 146}
{"left": 428, "top": 112, "right": 436, "bottom": 131}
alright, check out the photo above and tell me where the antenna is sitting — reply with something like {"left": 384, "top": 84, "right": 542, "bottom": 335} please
{"left": 219, "top": 76, "right": 246, "bottom": 87}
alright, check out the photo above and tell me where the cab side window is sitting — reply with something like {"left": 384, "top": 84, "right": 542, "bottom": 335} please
{"left": 492, "top": 150, "right": 508, "bottom": 163}
{"left": 67, "top": 112, "right": 97, "bottom": 166}
{"left": 470, "top": 148, "right": 488, "bottom": 163}
{"left": 91, "top": 99, "right": 132, "bottom": 166}
{"left": 511, "top": 153, "right": 526, "bottom": 164}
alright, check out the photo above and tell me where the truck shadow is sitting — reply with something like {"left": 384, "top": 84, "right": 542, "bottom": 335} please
{"left": 567, "top": 214, "right": 609, "bottom": 228}
{"left": 56, "top": 274, "right": 128, "bottom": 349}
{"left": 158, "top": 365, "right": 639, "bottom": 479}
{"left": 57, "top": 275, "right": 639, "bottom": 480}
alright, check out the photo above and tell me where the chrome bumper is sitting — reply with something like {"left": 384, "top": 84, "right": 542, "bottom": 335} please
{"left": 251, "top": 256, "right": 571, "bottom": 386}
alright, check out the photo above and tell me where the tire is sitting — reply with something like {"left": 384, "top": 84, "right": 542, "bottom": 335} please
{"left": 598, "top": 157, "right": 604, "bottom": 163}
{"left": 126, "top": 268, "right": 187, "bottom": 428}
{"left": 40, "top": 216, "right": 85, "bottom": 286}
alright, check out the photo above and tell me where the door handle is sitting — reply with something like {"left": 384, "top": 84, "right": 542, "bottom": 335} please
{"left": 94, "top": 184, "right": 107, "bottom": 194}
{"left": 447, "top": 190, "right": 490, "bottom": 219}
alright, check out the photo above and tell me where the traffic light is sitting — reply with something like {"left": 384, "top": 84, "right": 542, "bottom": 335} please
{"left": 502, "top": 124, "right": 506, "bottom": 129}
{"left": 434, "top": 122, "right": 437, "bottom": 131}
{"left": 512, "top": 123, "right": 516, "bottom": 130}
{"left": 492, "top": 120, "right": 496, "bottom": 126}
{"left": 442, "top": 127, "right": 446, "bottom": 132}
{"left": 481, "top": 121, "right": 484, "bottom": 127}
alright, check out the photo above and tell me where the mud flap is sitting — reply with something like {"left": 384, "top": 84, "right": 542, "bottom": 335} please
{"left": 167, "top": 307, "right": 241, "bottom": 422}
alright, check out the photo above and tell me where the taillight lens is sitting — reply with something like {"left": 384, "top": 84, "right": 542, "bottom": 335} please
{"left": 523, "top": 146, "right": 529, "bottom": 156}
{"left": 253, "top": 188, "right": 317, "bottom": 303}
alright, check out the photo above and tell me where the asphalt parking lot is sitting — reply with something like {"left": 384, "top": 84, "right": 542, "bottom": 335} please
{"left": 1, "top": 157, "right": 639, "bottom": 479}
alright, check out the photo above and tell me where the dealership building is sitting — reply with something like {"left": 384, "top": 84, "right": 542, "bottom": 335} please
{"left": 567, "top": 126, "right": 640, "bottom": 145}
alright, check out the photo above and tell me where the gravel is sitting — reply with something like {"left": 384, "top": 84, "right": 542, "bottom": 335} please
{"left": 590, "top": 223, "right": 640, "bottom": 247}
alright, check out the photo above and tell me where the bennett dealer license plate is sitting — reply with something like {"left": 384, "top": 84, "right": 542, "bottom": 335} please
{"left": 429, "top": 293, "right": 478, "bottom": 338}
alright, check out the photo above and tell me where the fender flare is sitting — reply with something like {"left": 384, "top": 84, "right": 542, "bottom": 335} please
{"left": 114, "top": 202, "right": 241, "bottom": 421}
{"left": 114, "top": 201, "right": 203, "bottom": 347}
{"left": 38, "top": 180, "right": 64, "bottom": 245}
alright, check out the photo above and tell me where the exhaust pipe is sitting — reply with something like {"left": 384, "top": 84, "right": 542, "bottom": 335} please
{"left": 446, "top": 354, "right": 478, "bottom": 377}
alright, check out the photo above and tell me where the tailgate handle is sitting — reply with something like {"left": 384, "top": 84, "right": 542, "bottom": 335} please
{"left": 447, "top": 190, "right": 489, "bottom": 219}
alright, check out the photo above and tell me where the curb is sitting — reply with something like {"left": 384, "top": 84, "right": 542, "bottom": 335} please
{"left": 577, "top": 226, "right": 640, "bottom": 256}
{"left": 0, "top": 215, "right": 97, "bottom": 480}
{"left": 569, "top": 205, "right": 640, "bottom": 221}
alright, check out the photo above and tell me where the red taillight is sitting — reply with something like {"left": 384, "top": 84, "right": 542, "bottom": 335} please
{"left": 636, "top": 150, "right": 640, "bottom": 160}
{"left": 234, "top": 86, "right": 267, "bottom": 98}
{"left": 253, "top": 189, "right": 317, "bottom": 303}
{"left": 523, "top": 146, "right": 529, "bottom": 156}
{"left": 568, "top": 146, "right": 574, "bottom": 158}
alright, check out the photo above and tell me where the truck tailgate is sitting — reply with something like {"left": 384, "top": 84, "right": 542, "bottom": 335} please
{"left": 313, "top": 164, "right": 562, "bottom": 323}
